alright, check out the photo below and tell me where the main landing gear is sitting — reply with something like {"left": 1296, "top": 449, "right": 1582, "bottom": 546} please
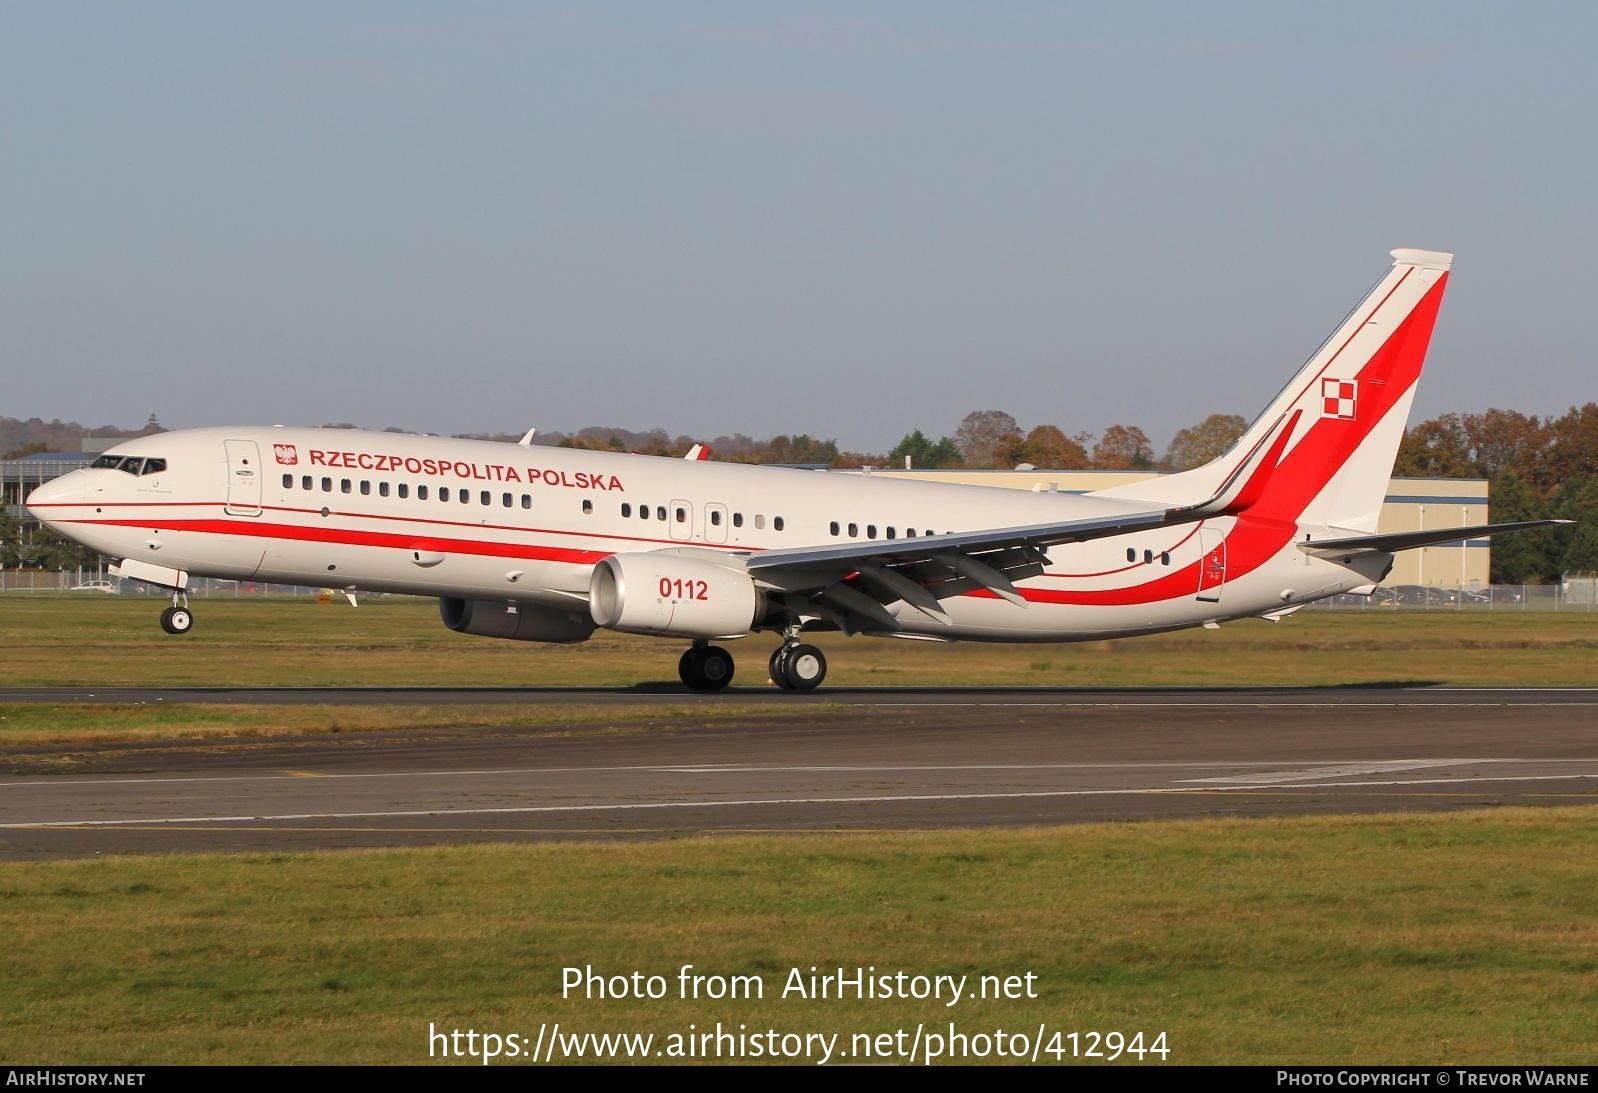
{"left": 679, "top": 642, "right": 735, "bottom": 692}
{"left": 677, "top": 636, "right": 829, "bottom": 693}
{"left": 769, "top": 641, "right": 826, "bottom": 692}
{"left": 158, "top": 592, "right": 193, "bottom": 635}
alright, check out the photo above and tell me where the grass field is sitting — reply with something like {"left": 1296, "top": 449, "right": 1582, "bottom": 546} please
{"left": 3, "top": 595, "right": 1597, "bottom": 691}
{"left": 0, "top": 808, "right": 1593, "bottom": 1065}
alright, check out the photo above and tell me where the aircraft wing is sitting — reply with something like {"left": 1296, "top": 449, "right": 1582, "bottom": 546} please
{"left": 744, "top": 411, "right": 1298, "bottom": 628}
{"left": 1299, "top": 519, "right": 1569, "bottom": 557}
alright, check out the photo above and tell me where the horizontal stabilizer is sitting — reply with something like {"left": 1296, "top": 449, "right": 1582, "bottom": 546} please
{"left": 1299, "top": 519, "right": 1569, "bottom": 557}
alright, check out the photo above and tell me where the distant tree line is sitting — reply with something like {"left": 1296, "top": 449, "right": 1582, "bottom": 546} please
{"left": 6, "top": 405, "right": 1597, "bottom": 582}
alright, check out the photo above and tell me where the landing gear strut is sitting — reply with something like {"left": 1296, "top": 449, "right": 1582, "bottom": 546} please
{"left": 769, "top": 640, "right": 826, "bottom": 691}
{"left": 679, "top": 642, "right": 734, "bottom": 692}
{"left": 159, "top": 592, "right": 193, "bottom": 635}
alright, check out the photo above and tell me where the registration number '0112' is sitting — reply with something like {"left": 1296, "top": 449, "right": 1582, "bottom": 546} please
{"left": 659, "top": 577, "right": 709, "bottom": 600}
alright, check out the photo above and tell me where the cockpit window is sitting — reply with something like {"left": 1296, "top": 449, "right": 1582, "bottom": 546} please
{"left": 90, "top": 454, "right": 166, "bottom": 475}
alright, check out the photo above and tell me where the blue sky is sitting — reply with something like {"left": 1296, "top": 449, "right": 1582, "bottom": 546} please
{"left": 3, "top": 3, "right": 1593, "bottom": 452}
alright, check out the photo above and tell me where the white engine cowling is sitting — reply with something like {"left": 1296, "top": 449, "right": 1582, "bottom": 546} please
{"left": 589, "top": 552, "right": 762, "bottom": 639}
{"left": 439, "top": 598, "right": 596, "bottom": 644}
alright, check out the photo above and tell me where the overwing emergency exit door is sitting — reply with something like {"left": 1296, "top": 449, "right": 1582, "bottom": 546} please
{"left": 224, "top": 439, "right": 263, "bottom": 517}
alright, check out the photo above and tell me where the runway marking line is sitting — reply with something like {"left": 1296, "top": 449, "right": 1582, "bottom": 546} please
{"left": 10, "top": 758, "right": 1598, "bottom": 790}
{"left": 5, "top": 772, "right": 1595, "bottom": 829}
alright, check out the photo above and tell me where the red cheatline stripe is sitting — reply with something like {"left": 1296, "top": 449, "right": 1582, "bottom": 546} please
{"left": 41, "top": 499, "right": 767, "bottom": 552}
{"left": 68, "top": 517, "right": 614, "bottom": 567}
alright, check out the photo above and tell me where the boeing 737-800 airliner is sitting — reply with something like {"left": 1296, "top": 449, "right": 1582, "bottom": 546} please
{"left": 26, "top": 249, "right": 1553, "bottom": 691}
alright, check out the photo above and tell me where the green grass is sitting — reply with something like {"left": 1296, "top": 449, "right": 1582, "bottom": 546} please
{"left": 0, "top": 808, "right": 1594, "bottom": 1065}
{"left": 3, "top": 596, "right": 1597, "bottom": 689}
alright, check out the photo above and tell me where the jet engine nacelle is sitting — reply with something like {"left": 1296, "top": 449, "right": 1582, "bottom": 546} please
{"left": 589, "top": 551, "right": 762, "bottom": 639}
{"left": 439, "top": 597, "right": 596, "bottom": 644}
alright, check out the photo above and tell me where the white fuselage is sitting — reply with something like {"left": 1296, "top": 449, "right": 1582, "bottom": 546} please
{"left": 27, "top": 426, "right": 1375, "bottom": 642}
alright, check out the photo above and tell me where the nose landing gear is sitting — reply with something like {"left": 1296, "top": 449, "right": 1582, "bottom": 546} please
{"left": 159, "top": 593, "right": 193, "bottom": 635}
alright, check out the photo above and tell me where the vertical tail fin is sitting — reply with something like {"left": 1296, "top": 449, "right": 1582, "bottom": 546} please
{"left": 1095, "top": 248, "right": 1453, "bottom": 533}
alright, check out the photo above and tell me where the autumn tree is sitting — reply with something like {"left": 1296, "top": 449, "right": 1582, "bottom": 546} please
{"left": 1542, "top": 403, "right": 1598, "bottom": 491}
{"left": 1014, "top": 424, "right": 1090, "bottom": 469}
{"left": 1394, "top": 413, "right": 1475, "bottom": 478}
{"left": 1461, "top": 409, "right": 1548, "bottom": 480}
{"left": 1161, "top": 413, "right": 1247, "bottom": 471}
{"left": 955, "top": 410, "right": 1021, "bottom": 469}
{"left": 1089, "top": 424, "right": 1155, "bottom": 470}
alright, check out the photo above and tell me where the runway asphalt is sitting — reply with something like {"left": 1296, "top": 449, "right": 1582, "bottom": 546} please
{"left": 2, "top": 686, "right": 1595, "bottom": 858}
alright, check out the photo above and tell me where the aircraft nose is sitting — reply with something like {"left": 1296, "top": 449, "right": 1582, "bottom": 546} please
{"left": 25, "top": 471, "right": 89, "bottom": 521}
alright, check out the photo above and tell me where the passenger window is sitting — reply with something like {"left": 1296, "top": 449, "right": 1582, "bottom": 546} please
{"left": 1144, "top": 550, "right": 1154, "bottom": 564}
{"left": 379, "top": 482, "right": 390, "bottom": 497}
{"left": 711, "top": 510, "right": 722, "bottom": 526}
{"left": 586, "top": 500, "right": 596, "bottom": 515}
{"left": 674, "top": 506, "right": 685, "bottom": 523}
{"left": 1126, "top": 547, "right": 1136, "bottom": 563}
{"left": 774, "top": 516, "right": 784, "bottom": 531}
{"left": 479, "top": 491, "right": 490, "bottom": 505}
{"left": 848, "top": 523, "right": 858, "bottom": 537}
{"left": 461, "top": 491, "right": 471, "bottom": 504}
{"left": 621, "top": 503, "right": 632, "bottom": 517}
{"left": 282, "top": 473, "right": 293, "bottom": 489}
{"left": 1161, "top": 552, "right": 1171, "bottom": 566}
{"left": 398, "top": 483, "right": 409, "bottom": 499}
{"left": 418, "top": 485, "right": 429, "bottom": 500}
{"left": 521, "top": 494, "right": 531, "bottom": 509}
{"left": 502, "top": 493, "right": 512, "bottom": 507}
{"left": 341, "top": 479, "right": 351, "bottom": 494}
{"left": 440, "top": 487, "right": 450, "bottom": 502}
{"left": 322, "top": 477, "right": 332, "bottom": 492}
{"left": 830, "top": 521, "right": 839, "bottom": 536}
{"left": 867, "top": 524, "right": 877, "bottom": 539}
{"left": 302, "top": 475, "right": 312, "bottom": 491}
{"left": 360, "top": 481, "right": 371, "bottom": 496}
{"left": 886, "top": 526, "right": 895, "bottom": 539}
{"left": 754, "top": 514, "right": 766, "bottom": 530}
{"left": 640, "top": 505, "right": 650, "bottom": 521}
{"left": 656, "top": 506, "right": 666, "bottom": 521}
{"left": 733, "top": 513, "right": 743, "bottom": 528}
{"left": 907, "top": 528, "right": 916, "bottom": 538}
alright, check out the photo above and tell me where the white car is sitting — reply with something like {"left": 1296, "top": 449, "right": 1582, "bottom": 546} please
{"left": 71, "top": 579, "right": 118, "bottom": 593}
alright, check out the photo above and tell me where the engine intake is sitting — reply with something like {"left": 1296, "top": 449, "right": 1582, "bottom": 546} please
{"left": 439, "top": 598, "right": 595, "bottom": 644}
{"left": 590, "top": 552, "right": 761, "bottom": 639}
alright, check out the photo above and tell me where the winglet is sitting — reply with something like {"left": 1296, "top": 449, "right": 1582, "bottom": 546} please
{"left": 685, "top": 443, "right": 711, "bottom": 461}
{"left": 1168, "top": 408, "right": 1300, "bottom": 521}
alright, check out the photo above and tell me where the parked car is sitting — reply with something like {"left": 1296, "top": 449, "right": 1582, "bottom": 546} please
{"left": 1390, "top": 585, "right": 1455, "bottom": 605}
{"left": 70, "top": 579, "right": 118, "bottom": 593}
